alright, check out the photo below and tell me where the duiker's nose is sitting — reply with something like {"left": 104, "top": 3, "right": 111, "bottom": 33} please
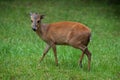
{"left": 32, "top": 28, "right": 37, "bottom": 31}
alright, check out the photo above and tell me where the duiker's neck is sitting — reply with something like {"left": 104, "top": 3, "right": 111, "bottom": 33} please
{"left": 36, "top": 21, "right": 43, "bottom": 37}
{"left": 36, "top": 22, "right": 48, "bottom": 39}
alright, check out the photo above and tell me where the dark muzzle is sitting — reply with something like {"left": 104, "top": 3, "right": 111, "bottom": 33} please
{"left": 32, "top": 28, "right": 37, "bottom": 31}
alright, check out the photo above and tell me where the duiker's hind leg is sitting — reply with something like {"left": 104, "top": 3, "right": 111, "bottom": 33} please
{"left": 78, "top": 45, "right": 86, "bottom": 68}
{"left": 79, "top": 52, "right": 84, "bottom": 68}
{"left": 85, "top": 48, "right": 91, "bottom": 71}
{"left": 78, "top": 45, "right": 91, "bottom": 71}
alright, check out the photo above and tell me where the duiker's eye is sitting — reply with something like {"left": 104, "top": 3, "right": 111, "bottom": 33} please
{"left": 31, "top": 20, "right": 33, "bottom": 22}
{"left": 37, "top": 21, "right": 40, "bottom": 23}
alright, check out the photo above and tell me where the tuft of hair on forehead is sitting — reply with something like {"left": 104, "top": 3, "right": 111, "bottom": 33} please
{"left": 30, "top": 12, "right": 38, "bottom": 16}
{"left": 30, "top": 12, "right": 45, "bottom": 19}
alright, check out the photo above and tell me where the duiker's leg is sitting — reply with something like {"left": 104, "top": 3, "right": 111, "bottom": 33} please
{"left": 52, "top": 44, "right": 58, "bottom": 66}
{"left": 85, "top": 48, "right": 91, "bottom": 71}
{"left": 79, "top": 52, "right": 84, "bottom": 68}
{"left": 40, "top": 44, "right": 51, "bottom": 62}
{"left": 78, "top": 45, "right": 86, "bottom": 68}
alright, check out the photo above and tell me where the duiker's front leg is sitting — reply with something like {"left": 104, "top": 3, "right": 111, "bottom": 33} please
{"left": 39, "top": 44, "right": 51, "bottom": 63}
{"left": 52, "top": 44, "right": 58, "bottom": 66}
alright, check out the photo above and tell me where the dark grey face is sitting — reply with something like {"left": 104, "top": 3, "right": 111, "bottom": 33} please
{"left": 30, "top": 13, "right": 40, "bottom": 31}
{"left": 30, "top": 13, "right": 44, "bottom": 31}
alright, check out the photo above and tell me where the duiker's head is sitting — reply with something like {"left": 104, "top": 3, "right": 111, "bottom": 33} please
{"left": 30, "top": 12, "right": 45, "bottom": 31}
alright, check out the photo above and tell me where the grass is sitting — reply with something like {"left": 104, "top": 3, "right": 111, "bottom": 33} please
{"left": 0, "top": 0, "right": 120, "bottom": 80}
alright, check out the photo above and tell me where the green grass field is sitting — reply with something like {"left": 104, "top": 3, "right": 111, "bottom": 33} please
{"left": 0, "top": 0, "right": 120, "bottom": 80}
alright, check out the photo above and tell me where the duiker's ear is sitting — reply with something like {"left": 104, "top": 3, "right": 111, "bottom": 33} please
{"left": 29, "top": 12, "right": 32, "bottom": 16}
{"left": 40, "top": 15, "right": 45, "bottom": 19}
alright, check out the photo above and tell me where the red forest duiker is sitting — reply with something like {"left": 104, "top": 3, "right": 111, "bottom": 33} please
{"left": 30, "top": 13, "right": 92, "bottom": 71}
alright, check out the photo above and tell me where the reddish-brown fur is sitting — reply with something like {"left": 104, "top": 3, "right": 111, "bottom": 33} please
{"left": 30, "top": 13, "right": 92, "bottom": 71}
